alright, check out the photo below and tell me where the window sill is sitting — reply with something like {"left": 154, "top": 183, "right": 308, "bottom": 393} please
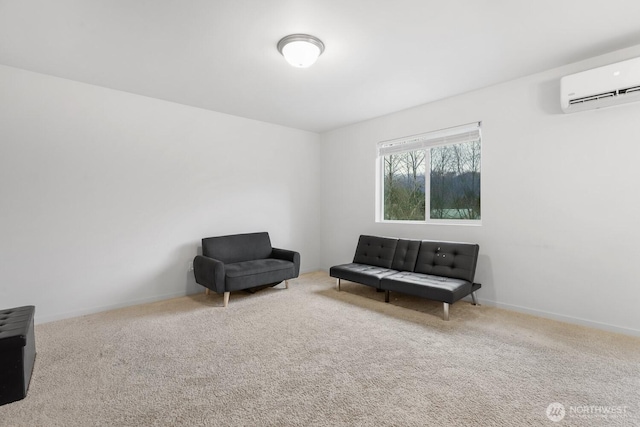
{"left": 377, "top": 219, "right": 482, "bottom": 226}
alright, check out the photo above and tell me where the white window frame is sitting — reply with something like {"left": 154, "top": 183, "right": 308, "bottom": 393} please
{"left": 375, "top": 122, "right": 482, "bottom": 225}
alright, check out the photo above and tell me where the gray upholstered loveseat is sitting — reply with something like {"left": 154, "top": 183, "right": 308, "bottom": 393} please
{"left": 193, "top": 232, "right": 300, "bottom": 307}
{"left": 330, "top": 235, "right": 481, "bottom": 320}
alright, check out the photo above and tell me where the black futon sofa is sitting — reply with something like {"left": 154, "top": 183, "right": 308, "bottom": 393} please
{"left": 330, "top": 235, "right": 481, "bottom": 320}
{"left": 194, "top": 232, "right": 300, "bottom": 307}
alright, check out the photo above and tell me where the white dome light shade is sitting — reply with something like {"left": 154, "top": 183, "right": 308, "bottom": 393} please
{"left": 281, "top": 41, "right": 320, "bottom": 68}
{"left": 277, "top": 34, "right": 325, "bottom": 68}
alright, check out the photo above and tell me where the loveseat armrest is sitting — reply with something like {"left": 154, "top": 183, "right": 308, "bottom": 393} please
{"left": 271, "top": 248, "right": 300, "bottom": 277}
{"left": 193, "top": 255, "right": 226, "bottom": 294}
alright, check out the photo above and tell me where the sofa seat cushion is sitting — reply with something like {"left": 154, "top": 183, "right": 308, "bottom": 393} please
{"left": 381, "top": 271, "right": 472, "bottom": 304}
{"left": 329, "top": 263, "right": 396, "bottom": 288}
{"left": 225, "top": 259, "right": 295, "bottom": 291}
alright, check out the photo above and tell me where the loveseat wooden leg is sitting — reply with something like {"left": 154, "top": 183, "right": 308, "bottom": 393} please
{"left": 385, "top": 290, "right": 390, "bottom": 303}
{"left": 223, "top": 292, "right": 230, "bottom": 308}
{"left": 443, "top": 303, "right": 450, "bottom": 321}
{"left": 285, "top": 280, "right": 289, "bottom": 289}
{"left": 205, "top": 288, "right": 210, "bottom": 296}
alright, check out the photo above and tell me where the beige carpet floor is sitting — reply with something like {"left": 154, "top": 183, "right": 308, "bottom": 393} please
{"left": 1, "top": 271, "right": 639, "bottom": 426}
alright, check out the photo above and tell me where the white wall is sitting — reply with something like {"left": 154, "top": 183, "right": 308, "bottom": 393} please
{"left": 320, "top": 45, "right": 640, "bottom": 336}
{"left": 4, "top": 44, "right": 640, "bottom": 336}
{"left": 0, "top": 65, "right": 321, "bottom": 323}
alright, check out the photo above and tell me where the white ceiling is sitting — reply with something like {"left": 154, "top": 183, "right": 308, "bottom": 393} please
{"left": 1, "top": 0, "right": 640, "bottom": 133}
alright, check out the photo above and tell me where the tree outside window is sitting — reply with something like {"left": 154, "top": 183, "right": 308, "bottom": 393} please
{"left": 379, "top": 123, "right": 481, "bottom": 223}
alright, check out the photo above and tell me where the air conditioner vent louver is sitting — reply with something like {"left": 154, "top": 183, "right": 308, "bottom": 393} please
{"left": 619, "top": 85, "right": 640, "bottom": 95}
{"left": 561, "top": 56, "right": 640, "bottom": 113}
{"left": 568, "top": 91, "right": 616, "bottom": 105}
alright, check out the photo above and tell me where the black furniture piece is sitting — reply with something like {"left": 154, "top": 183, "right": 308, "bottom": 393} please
{"left": 330, "top": 235, "right": 480, "bottom": 320}
{"left": 0, "top": 305, "right": 36, "bottom": 406}
{"left": 193, "top": 232, "right": 300, "bottom": 307}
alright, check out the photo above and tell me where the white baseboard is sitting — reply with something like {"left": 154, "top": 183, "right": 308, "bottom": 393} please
{"left": 35, "top": 273, "right": 314, "bottom": 325}
{"left": 35, "top": 290, "right": 195, "bottom": 325}
{"left": 471, "top": 297, "right": 640, "bottom": 338}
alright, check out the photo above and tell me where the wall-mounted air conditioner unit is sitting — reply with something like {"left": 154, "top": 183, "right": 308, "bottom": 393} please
{"left": 560, "top": 56, "right": 640, "bottom": 113}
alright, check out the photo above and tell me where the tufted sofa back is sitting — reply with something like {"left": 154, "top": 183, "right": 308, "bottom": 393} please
{"left": 414, "top": 241, "right": 479, "bottom": 283}
{"left": 391, "top": 239, "right": 421, "bottom": 271}
{"left": 352, "top": 235, "right": 398, "bottom": 268}
{"left": 352, "top": 235, "right": 479, "bottom": 283}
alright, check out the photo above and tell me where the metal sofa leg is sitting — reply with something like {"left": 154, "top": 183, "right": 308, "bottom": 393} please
{"left": 337, "top": 278, "right": 341, "bottom": 291}
{"left": 223, "top": 292, "right": 230, "bottom": 308}
{"left": 443, "top": 302, "right": 450, "bottom": 321}
{"left": 471, "top": 292, "right": 479, "bottom": 305}
{"left": 385, "top": 290, "right": 390, "bottom": 303}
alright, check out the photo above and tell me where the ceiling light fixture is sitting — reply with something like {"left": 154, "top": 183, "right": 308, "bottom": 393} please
{"left": 277, "top": 34, "right": 325, "bottom": 68}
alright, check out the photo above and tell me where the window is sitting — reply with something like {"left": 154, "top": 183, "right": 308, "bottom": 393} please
{"left": 377, "top": 122, "right": 481, "bottom": 224}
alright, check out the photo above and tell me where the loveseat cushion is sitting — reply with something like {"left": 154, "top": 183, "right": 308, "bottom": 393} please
{"left": 202, "top": 232, "right": 272, "bottom": 264}
{"left": 329, "top": 263, "right": 396, "bottom": 288}
{"left": 225, "top": 259, "right": 295, "bottom": 291}
{"left": 413, "top": 241, "right": 479, "bottom": 283}
{"left": 381, "top": 272, "right": 472, "bottom": 304}
{"left": 352, "top": 235, "right": 398, "bottom": 269}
